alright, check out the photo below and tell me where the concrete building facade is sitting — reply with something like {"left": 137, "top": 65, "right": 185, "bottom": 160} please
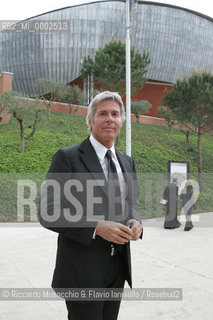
{"left": 0, "top": 0, "right": 213, "bottom": 116}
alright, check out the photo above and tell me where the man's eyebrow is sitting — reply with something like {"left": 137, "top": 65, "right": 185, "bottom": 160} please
{"left": 97, "top": 109, "right": 120, "bottom": 113}
{"left": 97, "top": 110, "right": 107, "bottom": 113}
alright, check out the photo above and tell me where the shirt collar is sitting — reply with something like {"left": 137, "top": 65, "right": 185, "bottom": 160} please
{"left": 89, "top": 135, "right": 116, "bottom": 161}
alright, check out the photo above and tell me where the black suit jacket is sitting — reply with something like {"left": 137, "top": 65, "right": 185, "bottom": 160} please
{"left": 39, "top": 137, "right": 141, "bottom": 290}
{"left": 163, "top": 182, "right": 178, "bottom": 214}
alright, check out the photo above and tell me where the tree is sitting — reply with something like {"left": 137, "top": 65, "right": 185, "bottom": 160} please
{"left": 157, "top": 106, "right": 191, "bottom": 141}
{"left": 34, "top": 78, "right": 66, "bottom": 113}
{"left": 161, "top": 71, "right": 213, "bottom": 191}
{"left": 57, "top": 85, "right": 86, "bottom": 114}
{"left": 157, "top": 106, "right": 176, "bottom": 133}
{"left": 131, "top": 100, "right": 152, "bottom": 123}
{"left": 35, "top": 79, "right": 86, "bottom": 114}
{"left": 80, "top": 40, "right": 150, "bottom": 97}
{"left": 7, "top": 92, "right": 47, "bottom": 153}
{"left": 179, "top": 128, "right": 190, "bottom": 143}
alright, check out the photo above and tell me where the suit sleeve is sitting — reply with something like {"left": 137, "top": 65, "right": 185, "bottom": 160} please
{"left": 130, "top": 159, "right": 141, "bottom": 221}
{"left": 129, "top": 159, "right": 143, "bottom": 239}
{"left": 38, "top": 149, "right": 96, "bottom": 248}
{"left": 163, "top": 186, "right": 169, "bottom": 200}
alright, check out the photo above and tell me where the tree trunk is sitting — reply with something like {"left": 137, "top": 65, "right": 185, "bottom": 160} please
{"left": 47, "top": 102, "right": 51, "bottom": 115}
{"left": 18, "top": 119, "right": 25, "bottom": 153}
{"left": 197, "top": 128, "right": 203, "bottom": 192}
{"left": 69, "top": 104, "right": 73, "bottom": 114}
{"left": 136, "top": 115, "right": 140, "bottom": 123}
{"left": 19, "top": 136, "right": 25, "bottom": 153}
{"left": 186, "top": 130, "right": 190, "bottom": 143}
{"left": 74, "top": 105, "right": 79, "bottom": 115}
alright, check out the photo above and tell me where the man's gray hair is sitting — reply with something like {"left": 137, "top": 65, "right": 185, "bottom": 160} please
{"left": 86, "top": 91, "right": 125, "bottom": 131}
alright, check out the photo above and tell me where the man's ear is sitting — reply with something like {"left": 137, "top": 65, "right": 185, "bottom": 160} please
{"left": 118, "top": 118, "right": 123, "bottom": 128}
{"left": 88, "top": 119, "right": 93, "bottom": 131}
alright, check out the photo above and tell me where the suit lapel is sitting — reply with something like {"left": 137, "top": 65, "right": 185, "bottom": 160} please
{"left": 79, "top": 137, "right": 104, "bottom": 174}
{"left": 79, "top": 137, "right": 108, "bottom": 193}
{"left": 115, "top": 148, "right": 132, "bottom": 185}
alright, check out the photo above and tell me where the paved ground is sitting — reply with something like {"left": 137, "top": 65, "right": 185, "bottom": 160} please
{"left": 0, "top": 212, "right": 213, "bottom": 320}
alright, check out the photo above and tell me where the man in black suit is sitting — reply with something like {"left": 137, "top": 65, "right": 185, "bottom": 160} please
{"left": 163, "top": 178, "right": 181, "bottom": 229}
{"left": 39, "top": 91, "right": 143, "bottom": 320}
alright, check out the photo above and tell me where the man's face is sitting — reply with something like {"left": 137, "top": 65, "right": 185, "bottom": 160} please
{"left": 89, "top": 99, "right": 122, "bottom": 148}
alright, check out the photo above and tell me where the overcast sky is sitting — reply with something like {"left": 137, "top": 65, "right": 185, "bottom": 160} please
{"left": 1, "top": 0, "right": 213, "bottom": 20}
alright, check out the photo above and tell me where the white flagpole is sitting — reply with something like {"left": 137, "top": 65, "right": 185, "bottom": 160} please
{"left": 126, "top": 0, "right": 131, "bottom": 156}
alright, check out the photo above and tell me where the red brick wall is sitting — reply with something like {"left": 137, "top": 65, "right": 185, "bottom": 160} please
{"left": 50, "top": 102, "right": 88, "bottom": 117}
{"left": 0, "top": 72, "right": 13, "bottom": 124}
{"left": 0, "top": 72, "right": 13, "bottom": 93}
{"left": 0, "top": 110, "right": 11, "bottom": 124}
{"left": 68, "top": 76, "right": 83, "bottom": 89}
{"left": 130, "top": 82, "right": 173, "bottom": 117}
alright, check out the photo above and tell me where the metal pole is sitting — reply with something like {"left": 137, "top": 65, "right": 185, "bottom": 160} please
{"left": 91, "top": 73, "right": 94, "bottom": 100}
{"left": 126, "top": 0, "right": 131, "bottom": 156}
{"left": 87, "top": 74, "right": 90, "bottom": 104}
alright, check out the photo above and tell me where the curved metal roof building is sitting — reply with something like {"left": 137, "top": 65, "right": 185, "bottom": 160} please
{"left": 0, "top": 0, "right": 213, "bottom": 95}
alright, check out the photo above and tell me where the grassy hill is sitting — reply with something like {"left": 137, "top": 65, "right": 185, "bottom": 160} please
{"left": 0, "top": 112, "right": 212, "bottom": 221}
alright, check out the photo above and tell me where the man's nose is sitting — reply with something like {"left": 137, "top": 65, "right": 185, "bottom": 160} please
{"left": 106, "top": 113, "right": 113, "bottom": 122}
